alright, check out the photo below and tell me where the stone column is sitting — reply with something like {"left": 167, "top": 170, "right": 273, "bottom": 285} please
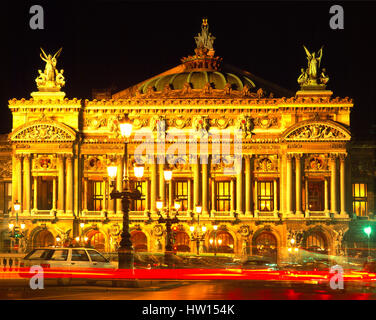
{"left": 254, "top": 179, "right": 259, "bottom": 218}
{"left": 286, "top": 154, "right": 293, "bottom": 215}
{"left": 83, "top": 178, "right": 88, "bottom": 211}
{"left": 150, "top": 157, "right": 157, "bottom": 214}
{"left": 14, "top": 155, "right": 23, "bottom": 210}
{"left": 273, "top": 179, "right": 278, "bottom": 216}
{"left": 245, "top": 156, "right": 252, "bottom": 216}
{"left": 340, "top": 154, "right": 348, "bottom": 216}
{"left": 202, "top": 156, "right": 209, "bottom": 216}
{"left": 230, "top": 179, "right": 235, "bottom": 214}
{"left": 52, "top": 177, "right": 57, "bottom": 211}
{"left": 159, "top": 162, "right": 166, "bottom": 205}
{"left": 305, "top": 178, "right": 309, "bottom": 217}
{"left": 168, "top": 180, "right": 173, "bottom": 209}
{"left": 330, "top": 154, "right": 338, "bottom": 215}
{"left": 23, "top": 154, "right": 31, "bottom": 214}
{"left": 187, "top": 179, "right": 193, "bottom": 213}
{"left": 211, "top": 179, "right": 216, "bottom": 213}
{"left": 33, "top": 176, "right": 38, "bottom": 211}
{"left": 66, "top": 155, "right": 73, "bottom": 214}
{"left": 144, "top": 179, "right": 150, "bottom": 214}
{"left": 116, "top": 155, "right": 123, "bottom": 214}
{"left": 57, "top": 154, "right": 65, "bottom": 213}
{"left": 236, "top": 156, "right": 243, "bottom": 215}
{"left": 193, "top": 156, "right": 200, "bottom": 207}
{"left": 295, "top": 154, "right": 303, "bottom": 216}
{"left": 324, "top": 177, "right": 329, "bottom": 216}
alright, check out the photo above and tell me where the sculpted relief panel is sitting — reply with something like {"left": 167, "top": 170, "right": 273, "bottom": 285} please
{"left": 285, "top": 123, "right": 349, "bottom": 141}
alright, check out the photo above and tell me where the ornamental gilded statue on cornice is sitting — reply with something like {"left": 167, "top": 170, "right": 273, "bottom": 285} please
{"left": 32, "top": 48, "right": 66, "bottom": 100}
{"left": 235, "top": 115, "right": 254, "bottom": 138}
{"left": 192, "top": 116, "right": 210, "bottom": 138}
{"left": 297, "top": 45, "right": 329, "bottom": 90}
{"left": 150, "top": 115, "right": 167, "bottom": 140}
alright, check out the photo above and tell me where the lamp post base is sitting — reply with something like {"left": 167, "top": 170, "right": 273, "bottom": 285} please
{"left": 118, "top": 249, "right": 134, "bottom": 269}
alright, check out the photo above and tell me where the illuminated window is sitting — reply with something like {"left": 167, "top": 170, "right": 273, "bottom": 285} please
{"left": 352, "top": 183, "right": 368, "bottom": 216}
{"left": 87, "top": 180, "right": 105, "bottom": 211}
{"left": 308, "top": 180, "right": 324, "bottom": 211}
{"left": 174, "top": 180, "right": 188, "bottom": 211}
{"left": 216, "top": 181, "right": 231, "bottom": 212}
{"left": 0, "top": 182, "right": 12, "bottom": 215}
{"left": 258, "top": 181, "right": 274, "bottom": 211}
{"left": 34, "top": 177, "right": 53, "bottom": 210}
{"left": 130, "top": 180, "right": 146, "bottom": 211}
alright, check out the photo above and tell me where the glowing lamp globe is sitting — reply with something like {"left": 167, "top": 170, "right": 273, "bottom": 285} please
{"left": 107, "top": 166, "right": 117, "bottom": 180}
{"left": 156, "top": 201, "right": 163, "bottom": 210}
{"left": 195, "top": 206, "right": 202, "bottom": 214}
{"left": 364, "top": 226, "right": 372, "bottom": 237}
{"left": 189, "top": 226, "right": 195, "bottom": 232}
{"left": 119, "top": 122, "right": 133, "bottom": 138}
{"left": 163, "top": 169, "right": 172, "bottom": 181}
{"left": 134, "top": 165, "right": 144, "bottom": 179}
{"left": 14, "top": 201, "right": 21, "bottom": 212}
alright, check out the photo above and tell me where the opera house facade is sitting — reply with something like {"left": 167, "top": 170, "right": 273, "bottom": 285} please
{"left": 0, "top": 21, "right": 374, "bottom": 263}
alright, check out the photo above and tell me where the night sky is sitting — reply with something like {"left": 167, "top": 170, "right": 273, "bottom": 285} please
{"left": 2, "top": 1, "right": 376, "bottom": 139}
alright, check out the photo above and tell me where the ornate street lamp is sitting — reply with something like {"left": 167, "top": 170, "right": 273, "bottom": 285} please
{"left": 190, "top": 205, "right": 207, "bottom": 255}
{"left": 107, "top": 116, "right": 144, "bottom": 269}
{"left": 8, "top": 201, "right": 26, "bottom": 251}
{"left": 157, "top": 197, "right": 181, "bottom": 267}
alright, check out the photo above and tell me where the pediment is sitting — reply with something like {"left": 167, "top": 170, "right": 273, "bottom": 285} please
{"left": 283, "top": 120, "right": 351, "bottom": 141}
{"left": 11, "top": 120, "right": 76, "bottom": 143}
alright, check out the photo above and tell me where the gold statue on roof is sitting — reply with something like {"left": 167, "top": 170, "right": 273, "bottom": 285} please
{"left": 298, "top": 45, "right": 329, "bottom": 89}
{"left": 35, "top": 48, "right": 65, "bottom": 91}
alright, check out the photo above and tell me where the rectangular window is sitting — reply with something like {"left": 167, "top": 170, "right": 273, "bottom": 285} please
{"left": 0, "top": 182, "right": 12, "bottom": 215}
{"left": 216, "top": 181, "right": 231, "bottom": 212}
{"left": 308, "top": 180, "right": 324, "bottom": 211}
{"left": 353, "top": 183, "right": 368, "bottom": 216}
{"left": 87, "top": 180, "right": 105, "bottom": 211}
{"left": 174, "top": 180, "right": 189, "bottom": 211}
{"left": 130, "top": 180, "right": 146, "bottom": 211}
{"left": 35, "top": 177, "right": 53, "bottom": 210}
{"left": 258, "top": 181, "right": 274, "bottom": 211}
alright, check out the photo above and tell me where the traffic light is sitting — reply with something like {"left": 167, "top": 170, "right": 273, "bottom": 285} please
{"left": 364, "top": 226, "right": 372, "bottom": 237}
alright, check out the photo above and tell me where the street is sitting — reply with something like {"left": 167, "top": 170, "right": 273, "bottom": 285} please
{"left": 1, "top": 279, "right": 376, "bottom": 300}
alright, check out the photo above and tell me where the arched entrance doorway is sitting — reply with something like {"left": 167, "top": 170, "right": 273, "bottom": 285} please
{"left": 304, "top": 231, "right": 328, "bottom": 255}
{"left": 253, "top": 232, "right": 277, "bottom": 262}
{"left": 87, "top": 230, "right": 106, "bottom": 252}
{"left": 32, "top": 229, "right": 55, "bottom": 248}
{"left": 216, "top": 231, "right": 234, "bottom": 254}
{"left": 174, "top": 231, "right": 190, "bottom": 252}
{"left": 130, "top": 231, "right": 148, "bottom": 252}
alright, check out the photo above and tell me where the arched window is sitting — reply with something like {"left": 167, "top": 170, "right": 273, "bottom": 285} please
{"left": 305, "top": 232, "right": 328, "bottom": 254}
{"left": 216, "top": 231, "right": 234, "bottom": 253}
{"left": 130, "top": 231, "right": 148, "bottom": 252}
{"left": 174, "top": 232, "right": 190, "bottom": 252}
{"left": 32, "top": 230, "right": 55, "bottom": 248}
{"left": 254, "top": 232, "right": 277, "bottom": 262}
{"left": 87, "top": 230, "right": 106, "bottom": 252}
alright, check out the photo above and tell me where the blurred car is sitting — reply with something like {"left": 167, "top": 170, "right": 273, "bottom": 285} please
{"left": 241, "top": 257, "right": 279, "bottom": 270}
{"left": 20, "top": 247, "right": 115, "bottom": 285}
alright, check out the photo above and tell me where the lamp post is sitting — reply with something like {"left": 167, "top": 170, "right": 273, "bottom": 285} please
{"left": 107, "top": 116, "right": 144, "bottom": 269}
{"left": 364, "top": 226, "right": 372, "bottom": 261}
{"left": 190, "top": 205, "right": 207, "bottom": 255}
{"left": 209, "top": 225, "right": 218, "bottom": 256}
{"left": 157, "top": 198, "right": 181, "bottom": 267}
{"left": 8, "top": 201, "right": 25, "bottom": 252}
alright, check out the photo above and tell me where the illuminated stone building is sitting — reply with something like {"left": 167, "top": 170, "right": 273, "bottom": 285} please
{"left": 0, "top": 21, "right": 374, "bottom": 263}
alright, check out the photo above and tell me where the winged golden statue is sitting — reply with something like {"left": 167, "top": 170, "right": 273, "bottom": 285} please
{"left": 298, "top": 45, "right": 329, "bottom": 87}
{"left": 35, "top": 47, "right": 65, "bottom": 90}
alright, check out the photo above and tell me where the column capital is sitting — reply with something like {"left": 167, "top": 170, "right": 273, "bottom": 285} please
{"left": 23, "top": 153, "right": 31, "bottom": 160}
{"left": 57, "top": 153, "right": 66, "bottom": 160}
{"left": 293, "top": 153, "right": 303, "bottom": 160}
{"left": 14, "top": 153, "right": 23, "bottom": 160}
{"left": 329, "top": 153, "right": 338, "bottom": 161}
{"left": 339, "top": 153, "right": 347, "bottom": 161}
{"left": 286, "top": 153, "right": 293, "bottom": 160}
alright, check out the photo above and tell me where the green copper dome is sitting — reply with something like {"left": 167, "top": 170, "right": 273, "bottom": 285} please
{"left": 138, "top": 70, "right": 256, "bottom": 93}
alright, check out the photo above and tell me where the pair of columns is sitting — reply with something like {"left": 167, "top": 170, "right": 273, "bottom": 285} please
{"left": 13, "top": 153, "right": 74, "bottom": 214}
{"left": 285, "top": 153, "right": 347, "bottom": 216}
